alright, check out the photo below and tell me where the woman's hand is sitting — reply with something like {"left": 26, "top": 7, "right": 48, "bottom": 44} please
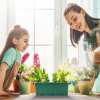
{"left": 93, "top": 47, "right": 100, "bottom": 64}
{"left": 88, "top": 51, "right": 94, "bottom": 64}
{"left": 88, "top": 47, "right": 100, "bottom": 64}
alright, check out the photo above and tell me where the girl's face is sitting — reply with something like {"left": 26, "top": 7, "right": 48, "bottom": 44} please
{"left": 15, "top": 34, "right": 29, "bottom": 52}
{"left": 65, "top": 10, "right": 87, "bottom": 32}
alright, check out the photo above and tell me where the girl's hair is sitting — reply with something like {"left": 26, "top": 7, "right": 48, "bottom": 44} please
{"left": 0, "top": 25, "right": 29, "bottom": 61}
{"left": 64, "top": 3, "right": 100, "bottom": 47}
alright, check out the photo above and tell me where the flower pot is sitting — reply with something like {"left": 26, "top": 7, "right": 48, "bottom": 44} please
{"left": 19, "top": 79, "right": 31, "bottom": 94}
{"left": 78, "top": 80, "right": 93, "bottom": 95}
{"left": 13, "top": 79, "right": 20, "bottom": 92}
{"left": 69, "top": 83, "right": 80, "bottom": 93}
{"left": 35, "top": 82, "right": 68, "bottom": 96}
{"left": 30, "top": 82, "right": 36, "bottom": 93}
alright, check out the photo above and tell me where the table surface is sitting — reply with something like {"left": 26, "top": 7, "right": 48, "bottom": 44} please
{"left": 0, "top": 93, "right": 100, "bottom": 100}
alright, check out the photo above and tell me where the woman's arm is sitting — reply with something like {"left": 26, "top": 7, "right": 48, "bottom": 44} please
{"left": 96, "top": 31, "right": 100, "bottom": 46}
{"left": 3, "top": 62, "right": 20, "bottom": 90}
{"left": 87, "top": 31, "right": 100, "bottom": 64}
{"left": 93, "top": 31, "right": 100, "bottom": 64}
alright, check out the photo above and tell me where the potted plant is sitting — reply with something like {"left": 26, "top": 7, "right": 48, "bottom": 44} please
{"left": 57, "top": 62, "right": 80, "bottom": 93}
{"left": 15, "top": 64, "right": 49, "bottom": 94}
{"left": 29, "top": 66, "right": 49, "bottom": 83}
{"left": 21, "top": 66, "right": 49, "bottom": 93}
{"left": 52, "top": 69, "right": 70, "bottom": 83}
{"left": 77, "top": 68, "right": 95, "bottom": 95}
{"left": 35, "top": 69, "right": 70, "bottom": 96}
{"left": 13, "top": 52, "right": 30, "bottom": 93}
{"left": 29, "top": 66, "right": 50, "bottom": 96}
{"left": 19, "top": 67, "right": 32, "bottom": 94}
{"left": 13, "top": 64, "right": 27, "bottom": 93}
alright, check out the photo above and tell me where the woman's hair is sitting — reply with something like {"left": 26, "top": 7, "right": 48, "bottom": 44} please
{"left": 64, "top": 3, "right": 100, "bottom": 47}
{"left": 0, "top": 25, "right": 29, "bottom": 60}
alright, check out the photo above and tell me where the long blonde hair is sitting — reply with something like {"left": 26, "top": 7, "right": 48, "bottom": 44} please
{"left": 0, "top": 25, "right": 29, "bottom": 61}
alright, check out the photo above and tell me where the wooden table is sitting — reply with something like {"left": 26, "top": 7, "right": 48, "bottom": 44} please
{"left": 0, "top": 93, "right": 99, "bottom": 100}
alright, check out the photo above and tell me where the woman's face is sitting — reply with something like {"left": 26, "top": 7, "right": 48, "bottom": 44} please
{"left": 65, "top": 10, "right": 87, "bottom": 32}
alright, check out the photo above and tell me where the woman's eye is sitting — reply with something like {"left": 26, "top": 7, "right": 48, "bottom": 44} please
{"left": 24, "top": 40, "right": 28, "bottom": 43}
{"left": 70, "top": 22, "right": 72, "bottom": 26}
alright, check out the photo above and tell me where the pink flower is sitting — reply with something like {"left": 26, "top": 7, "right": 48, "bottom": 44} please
{"left": 34, "top": 53, "right": 40, "bottom": 68}
{"left": 21, "top": 52, "right": 29, "bottom": 64}
{"left": 21, "top": 71, "right": 29, "bottom": 78}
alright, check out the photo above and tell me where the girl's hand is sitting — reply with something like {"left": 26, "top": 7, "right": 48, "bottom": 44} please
{"left": 0, "top": 90, "right": 9, "bottom": 96}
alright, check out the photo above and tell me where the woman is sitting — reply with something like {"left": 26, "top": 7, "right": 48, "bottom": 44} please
{"left": 64, "top": 3, "right": 100, "bottom": 95}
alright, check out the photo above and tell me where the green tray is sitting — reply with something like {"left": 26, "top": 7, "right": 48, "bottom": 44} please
{"left": 35, "top": 82, "right": 68, "bottom": 96}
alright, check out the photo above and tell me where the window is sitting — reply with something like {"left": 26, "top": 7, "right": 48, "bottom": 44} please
{"left": 0, "top": 0, "right": 7, "bottom": 52}
{"left": 15, "top": 0, "right": 55, "bottom": 79}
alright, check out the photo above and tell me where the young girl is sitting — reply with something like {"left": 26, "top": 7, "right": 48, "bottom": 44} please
{"left": 0, "top": 25, "right": 29, "bottom": 96}
{"left": 64, "top": 3, "right": 100, "bottom": 95}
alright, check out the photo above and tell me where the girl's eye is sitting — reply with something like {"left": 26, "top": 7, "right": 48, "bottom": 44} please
{"left": 73, "top": 17, "right": 77, "bottom": 22}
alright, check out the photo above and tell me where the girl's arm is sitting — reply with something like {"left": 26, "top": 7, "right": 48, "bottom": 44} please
{"left": 0, "top": 63, "right": 8, "bottom": 91}
{"left": 3, "top": 62, "right": 20, "bottom": 91}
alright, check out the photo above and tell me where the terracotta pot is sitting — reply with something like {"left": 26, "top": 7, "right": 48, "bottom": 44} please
{"left": 30, "top": 82, "right": 36, "bottom": 93}
{"left": 78, "top": 80, "right": 93, "bottom": 95}
{"left": 13, "top": 79, "right": 20, "bottom": 92}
